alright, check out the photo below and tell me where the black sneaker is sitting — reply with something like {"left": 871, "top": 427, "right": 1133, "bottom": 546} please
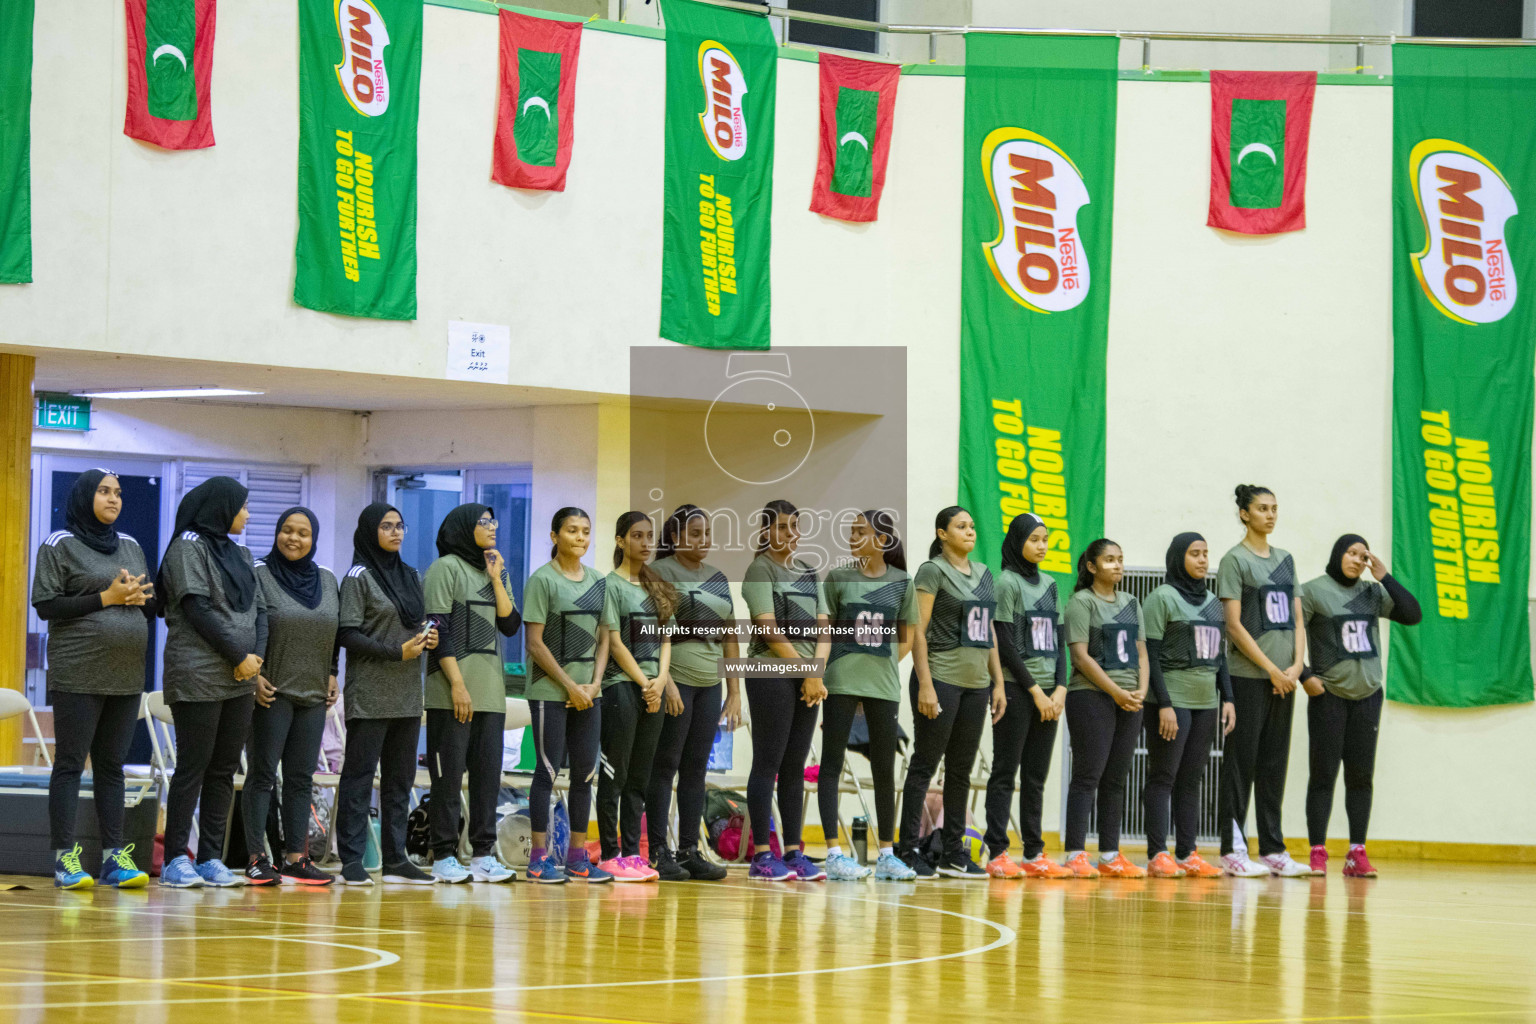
{"left": 898, "top": 848, "right": 936, "bottom": 879}
{"left": 382, "top": 860, "right": 437, "bottom": 885}
{"left": 937, "top": 855, "right": 986, "bottom": 879}
{"left": 246, "top": 855, "right": 283, "bottom": 886}
{"left": 652, "top": 848, "right": 692, "bottom": 882}
{"left": 339, "top": 861, "right": 374, "bottom": 886}
{"left": 280, "top": 857, "right": 335, "bottom": 886}
{"left": 677, "top": 848, "right": 727, "bottom": 881}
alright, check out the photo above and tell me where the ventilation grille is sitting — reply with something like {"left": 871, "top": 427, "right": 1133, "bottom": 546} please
{"left": 179, "top": 462, "right": 309, "bottom": 553}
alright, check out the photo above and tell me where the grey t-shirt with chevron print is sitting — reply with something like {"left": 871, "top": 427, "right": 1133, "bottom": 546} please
{"left": 521, "top": 560, "right": 605, "bottom": 703}
{"left": 1217, "top": 543, "right": 1298, "bottom": 679}
{"left": 914, "top": 557, "right": 997, "bottom": 689}
{"left": 995, "top": 568, "right": 1061, "bottom": 690}
{"left": 1064, "top": 588, "right": 1143, "bottom": 692}
{"left": 1143, "top": 584, "right": 1224, "bottom": 709}
{"left": 425, "top": 554, "right": 517, "bottom": 712}
{"left": 1300, "top": 574, "right": 1394, "bottom": 700}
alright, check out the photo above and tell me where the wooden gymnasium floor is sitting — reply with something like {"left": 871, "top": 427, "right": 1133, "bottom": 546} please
{"left": 2, "top": 860, "right": 1535, "bottom": 1023}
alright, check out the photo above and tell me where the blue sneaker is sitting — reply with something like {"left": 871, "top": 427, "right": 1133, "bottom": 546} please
{"left": 469, "top": 854, "right": 515, "bottom": 883}
{"left": 824, "top": 851, "right": 872, "bottom": 881}
{"left": 526, "top": 855, "right": 569, "bottom": 884}
{"left": 748, "top": 851, "right": 793, "bottom": 881}
{"left": 99, "top": 845, "right": 148, "bottom": 889}
{"left": 431, "top": 855, "right": 472, "bottom": 884}
{"left": 53, "top": 844, "right": 94, "bottom": 890}
{"left": 159, "top": 854, "right": 204, "bottom": 888}
{"left": 565, "top": 850, "right": 613, "bottom": 883}
{"left": 195, "top": 858, "right": 245, "bottom": 887}
{"left": 874, "top": 851, "right": 918, "bottom": 881}
{"left": 782, "top": 850, "right": 827, "bottom": 881}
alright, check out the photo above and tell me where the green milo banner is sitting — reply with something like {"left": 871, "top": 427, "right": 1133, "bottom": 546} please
{"left": 295, "top": 0, "right": 420, "bottom": 320}
{"left": 958, "top": 35, "right": 1118, "bottom": 586}
{"left": 0, "top": 0, "right": 32, "bottom": 285}
{"left": 1390, "top": 45, "right": 1536, "bottom": 707}
{"left": 659, "top": 0, "right": 775, "bottom": 350}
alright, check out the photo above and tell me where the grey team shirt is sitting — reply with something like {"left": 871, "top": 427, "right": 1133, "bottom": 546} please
{"left": 255, "top": 562, "right": 339, "bottom": 707}
{"left": 339, "top": 565, "right": 424, "bottom": 721}
{"left": 1216, "top": 543, "right": 1299, "bottom": 679}
{"left": 160, "top": 533, "right": 265, "bottom": 703}
{"left": 31, "top": 532, "right": 151, "bottom": 696}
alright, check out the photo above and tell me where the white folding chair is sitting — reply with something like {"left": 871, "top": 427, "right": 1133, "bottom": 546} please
{"left": 0, "top": 688, "right": 53, "bottom": 772}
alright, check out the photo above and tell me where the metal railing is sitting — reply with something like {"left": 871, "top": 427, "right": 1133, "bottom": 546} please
{"left": 619, "top": 0, "right": 1536, "bottom": 74}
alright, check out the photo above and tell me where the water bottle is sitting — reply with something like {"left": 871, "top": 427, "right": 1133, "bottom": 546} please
{"left": 364, "top": 810, "right": 382, "bottom": 872}
{"left": 851, "top": 817, "right": 869, "bottom": 865}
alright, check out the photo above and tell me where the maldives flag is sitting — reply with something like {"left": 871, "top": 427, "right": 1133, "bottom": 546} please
{"left": 492, "top": 10, "right": 582, "bottom": 191}
{"left": 810, "top": 52, "right": 899, "bottom": 223}
{"left": 124, "top": 0, "right": 215, "bottom": 150}
{"left": 1208, "top": 70, "right": 1315, "bottom": 234}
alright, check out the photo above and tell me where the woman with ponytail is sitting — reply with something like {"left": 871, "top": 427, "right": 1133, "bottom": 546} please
{"left": 741, "top": 499, "right": 825, "bottom": 882}
{"left": 1216, "top": 484, "right": 1312, "bottom": 878}
{"left": 645, "top": 505, "right": 742, "bottom": 882}
{"left": 983, "top": 513, "right": 1072, "bottom": 880}
{"left": 522, "top": 506, "right": 610, "bottom": 884}
{"left": 808, "top": 510, "right": 917, "bottom": 881}
{"left": 593, "top": 511, "right": 675, "bottom": 882}
{"left": 897, "top": 506, "right": 1006, "bottom": 879}
{"left": 1061, "top": 538, "right": 1148, "bottom": 878}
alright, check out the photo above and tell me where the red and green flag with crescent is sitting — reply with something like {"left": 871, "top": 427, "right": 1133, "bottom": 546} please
{"left": 810, "top": 52, "right": 899, "bottom": 223}
{"left": 1207, "top": 70, "right": 1315, "bottom": 235}
{"left": 492, "top": 9, "right": 583, "bottom": 192}
{"left": 124, "top": 0, "right": 216, "bottom": 150}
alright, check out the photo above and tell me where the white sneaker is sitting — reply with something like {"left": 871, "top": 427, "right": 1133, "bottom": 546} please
{"left": 1221, "top": 852, "right": 1269, "bottom": 878}
{"left": 470, "top": 855, "right": 516, "bottom": 883}
{"left": 1263, "top": 852, "right": 1318, "bottom": 878}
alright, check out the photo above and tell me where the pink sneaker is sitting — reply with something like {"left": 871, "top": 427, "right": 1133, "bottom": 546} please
{"left": 1310, "top": 845, "right": 1328, "bottom": 874}
{"left": 1343, "top": 845, "right": 1378, "bottom": 878}
{"left": 600, "top": 856, "right": 653, "bottom": 883}
{"left": 622, "top": 855, "right": 659, "bottom": 881}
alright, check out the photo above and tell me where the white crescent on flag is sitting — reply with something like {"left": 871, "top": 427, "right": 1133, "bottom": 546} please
{"left": 1236, "top": 142, "right": 1277, "bottom": 165}
{"left": 522, "top": 95, "right": 552, "bottom": 119}
{"left": 839, "top": 131, "right": 870, "bottom": 151}
{"left": 151, "top": 44, "right": 188, "bottom": 70}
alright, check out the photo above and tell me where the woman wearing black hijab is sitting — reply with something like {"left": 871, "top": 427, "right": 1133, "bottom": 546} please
{"left": 157, "top": 476, "right": 267, "bottom": 888}
{"left": 983, "top": 513, "right": 1071, "bottom": 879}
{"left": 1140, "top": 532, "right": 1235, "bottom": 879}
{"left": 1300, "top": 535, "right": 1421, "bottom": 878}
{"left": 334, "top": 503, "right": 438, "bottom": 885}
{"left": 31, "top": 470, "right": 153, "bottom": 889}
{"left": 241, "top": 507, "right": 339, "bottom": 886}
{"left": 422, "top": 503, "right": 521, "bottom": 883}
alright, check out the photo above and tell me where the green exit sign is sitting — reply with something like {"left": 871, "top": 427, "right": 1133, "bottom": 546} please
{"left": 35, "top": 393, "right": 91, "bottom": 432}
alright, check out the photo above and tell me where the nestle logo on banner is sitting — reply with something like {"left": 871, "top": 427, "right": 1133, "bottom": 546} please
{"left": 697, "top": 40, "right": 748, "bottom": 161}
{"left": 983, "top": 127, "right": 1091, "bottom": 314}
{"left": 1411, "top": 138, "right": 1518, "bottom": 325}
{"left": 335, "top": 0, "right": 391, "bottom": 117}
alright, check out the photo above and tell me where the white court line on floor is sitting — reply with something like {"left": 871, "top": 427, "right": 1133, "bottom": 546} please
{"left": 0, "top": 898, "right": 422, "bottom": 935}
{"left": 0, "top": 935, "right": 400, "bottom": 989}
{"left": 3, "top": 879, "right": 1018, "bottom": 1011}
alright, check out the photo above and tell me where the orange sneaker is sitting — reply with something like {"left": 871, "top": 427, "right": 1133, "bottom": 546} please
{"left": 1097, "top": 852, "right": 1147, "bottom": 878}
{"left": 1146, "top": 852, "right": 1186, "bottom": 878}
{"left": 1177, "top": 852, "right": 1223, "bottom": 878}
{"left": 986, "top": 853, "right": 1024, "bottom": 879}
{"left": 1062, "top": 852, "right": 1099, "bottom": 878}
{"left": 1020, "top": 853, "right": 1074, "bottom": 879}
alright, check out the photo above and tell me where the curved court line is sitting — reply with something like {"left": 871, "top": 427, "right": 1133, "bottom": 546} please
{"left": 340, "top": 883, "right": 1018, "bottom": 1000}
{"left": 3, "top": 883, "right": 1015, "bottom": 1011}
{"left": 0, "top": 936, "right": 399, "bottom": 989}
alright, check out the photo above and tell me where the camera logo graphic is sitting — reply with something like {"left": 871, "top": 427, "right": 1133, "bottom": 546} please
{"left": 704, "top": 353, "right": 816, "bottom": 486}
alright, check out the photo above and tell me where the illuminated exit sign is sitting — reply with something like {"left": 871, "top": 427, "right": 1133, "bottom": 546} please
{"left": 34, "top": 393, "right": 91, "bottom": 432}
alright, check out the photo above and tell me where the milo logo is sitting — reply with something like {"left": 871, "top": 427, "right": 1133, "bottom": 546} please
{"left": 334, "top": 0, "right": 391, "bottom": 118}
{"left": 697, "top": 41, "right": 748, "bottom": 161}
{"left": 1410, "top": 139, "right": 1518, "bottom": 325}
{"left": 982, "top": 127, "right": 1092, "bottom": 314}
